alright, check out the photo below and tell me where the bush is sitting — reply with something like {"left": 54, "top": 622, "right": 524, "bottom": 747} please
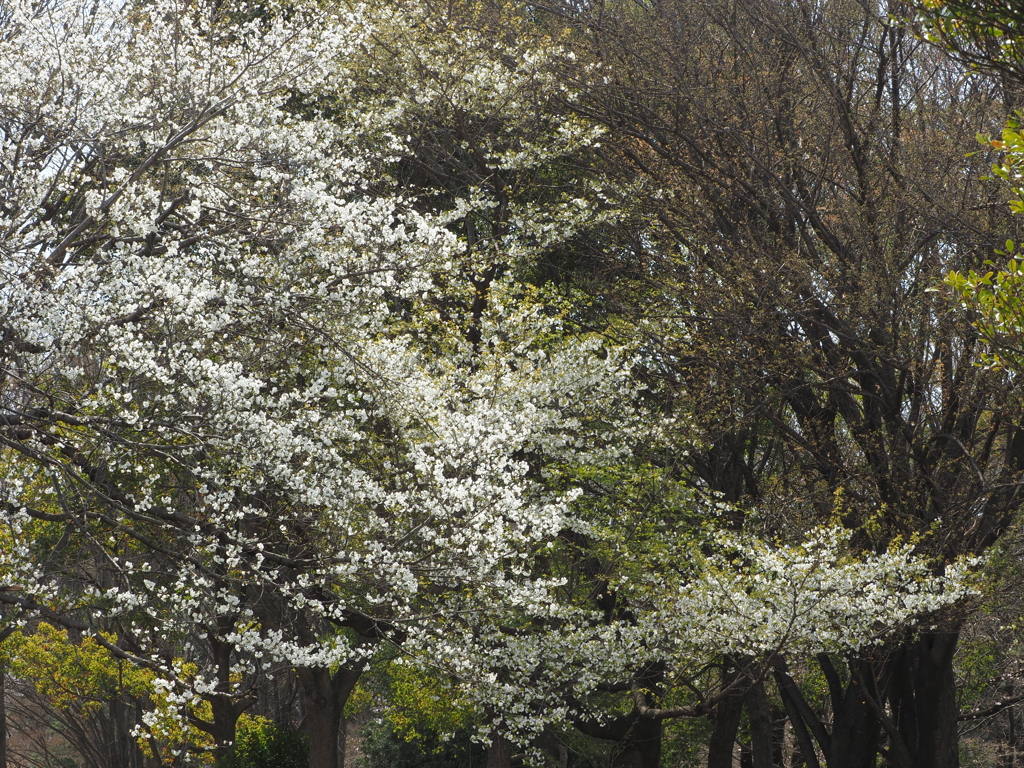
{"left": 360, "top": 721, "right": 484, "bottom": 768}
{"left": 222, "top": 718, "right": 308, "bottom": 768}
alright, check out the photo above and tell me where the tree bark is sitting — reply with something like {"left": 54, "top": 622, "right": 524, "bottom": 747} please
{"left": 773, "top": 665, "right": 823, "bottom": 768}
{"left": 611, "top": 715, "right": 662, "bottom": 768}
{"left": 708, "top": 674, "right": 745, "bottom": 768}
{"left": 198, "top": 632, "right": 253, "bottom": 766}
{"left": 747, "top": 680, "right": 774, "bottom": 768}
{"left": 888, "top": 629, "right": 961, "bottom": 768}
{"left": 914, "top": 631, "right": 960, "bottom": 768}
{"left": 297, "top": 664, "right": 364, "bottom": 768}
{"left": 486, "top": 731, "right": 512, "bottom": 768}
{"left": 826, "top": 673, "right": 881, "bottom": 768}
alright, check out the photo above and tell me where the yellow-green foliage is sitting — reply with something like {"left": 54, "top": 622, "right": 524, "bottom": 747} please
{"left": 221, "top": 715, "right": 308, "bottom": 768}
{"left": 947, "top": 256, "right": 1024, "bottom": 371}
{"left": 947, "top": 121, "right": 1024, "bottom": 371}
{"left": 546, "top": 460, "right": 708, "bottom": 599}
{"left": 3, "top": 623, "right": 152, "bottom": 712}
{"left": 383, "top": 661, "right": 477, "bottom": 744}
{"left": 2, "top": 624, "right": 220, "bottom": 763}
{"left": 342, "top": 680, "right": 374, "bottom": 720}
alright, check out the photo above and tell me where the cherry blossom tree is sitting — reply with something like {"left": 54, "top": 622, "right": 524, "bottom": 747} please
{"left": 0, "top": 0, "right": 627, "bottom": 763}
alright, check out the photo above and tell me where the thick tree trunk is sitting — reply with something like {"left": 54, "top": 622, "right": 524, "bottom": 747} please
{"left": 209, "top": 694, "right": 247, "bottom": 764}
{"left": 771, "top": 705, "right": 787, "bottom": 768}
{"left": 1003, "top": 705, "right": 1018, "bottom": 768}
{"left": 708, "top": 679, "right": 745, "bottom": 768}
{"left": 777, "top": 640, "right": 959, "bottom": 768}
{"left": 611, "top": 716, "right": 662, "bottom": 768}
{"left": 747, "top": 681, "right": 774, "bottom": 768}
{"left": 888, "top": 630, "right": 961, "bottom": 768}
{"left": 298, "top": 664, "right": 364, "bottom": 768}
{"left": 775, "top": 655, "right": 881, "bottom": 768}
{"left": 826, "top": 676, "right": 881, "bottom": 768}
{"left": 533, "top": 728, "right": 569, "bottom": 768}
{"left": 110, "top": 694, "right": 138, "bottom": 768}
{"left": 200, "top": 632, "right": 253, "bottom": 766}
{"left": 486, "top": 731, "right": 512, "bottom": 768}
{"left": 913, "top": 631, "right": 960, "bottom": 768}
{"left": 636, "top": 717, "right": 663, "bottom": 768}
{"left": 774, "top": 665, "right": 822, "bottom": 768}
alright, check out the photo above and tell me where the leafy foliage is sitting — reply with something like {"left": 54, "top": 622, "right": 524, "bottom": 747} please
{"left": 360, "top": 722, "right": 485, "bottom": 768}
{"left": 221, "top": 718, "right": 308, "bottom": 768}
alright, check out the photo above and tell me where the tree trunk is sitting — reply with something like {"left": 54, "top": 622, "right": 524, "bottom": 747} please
{"left": 611, "top": 716, "right": 662, "bottom": 768}
{"left": 771, "top": 705, "right": 787, "bottom": 768}
{"left": 487, "top": 731, "right": 512, "bottom": 768}
{"left": 708, "top": 676, "right": 745, "bottom": 768}
{"left": 209, "top": 694, "right": 246, "bottom": 765}
{"left": 773, "top": 665, "right": 822, "bottom": 768}
{"left": 635, "top": 717, "right": 663, "bottom": 768}
{"left": 1006, "top": 703, "right": 1020, "bottom": 768}
{"left": 199, "top": 632, "right": 253, "bottom": 766}
{"left": 826, "top": 674, "right": 881, "bottom": 768}
{"left": 298, "top": 664, "right": 364, "bottom": 768}
{"left": 747, "top": 681, "right": 774, "bottom": 768}
{"left": 888, "top": 629, "right": 961, "bottom": 768}
{"left": 913, "top": 631, "right": 960, "bottom": 768}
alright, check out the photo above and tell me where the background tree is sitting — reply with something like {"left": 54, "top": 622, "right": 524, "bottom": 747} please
{"left": 510, "top": 0, "right": 1024, "bottom": 765}
{"left": 937, "top": 3, "right": 1024, "bottom": 757}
